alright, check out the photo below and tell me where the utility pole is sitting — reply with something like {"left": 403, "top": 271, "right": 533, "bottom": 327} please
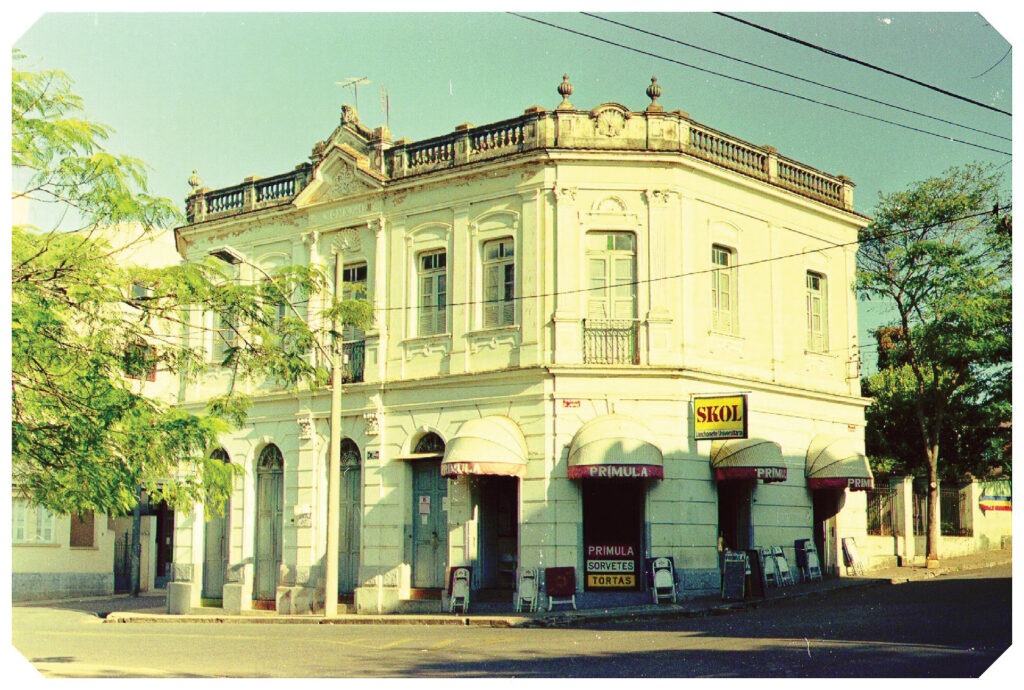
{"left": 324, "top": 244, "right": 345, "bottom": 617}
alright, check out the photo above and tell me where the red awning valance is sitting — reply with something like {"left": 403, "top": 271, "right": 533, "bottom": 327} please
{"left": 710, "top": 438, "right": 787, "bottom": 483}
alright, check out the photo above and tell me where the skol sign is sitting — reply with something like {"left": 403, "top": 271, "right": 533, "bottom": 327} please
{"left": 694, "top": 394, "right": 749, "bottom": 440}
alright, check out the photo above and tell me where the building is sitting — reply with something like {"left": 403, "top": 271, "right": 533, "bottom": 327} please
{"left": 171, "top": 75, "right": 875, "bottom": 614}
{"left": 11, "top": 224, "right": 179, "bottom": 601}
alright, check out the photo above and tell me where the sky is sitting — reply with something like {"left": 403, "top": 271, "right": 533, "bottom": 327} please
{"left": 7, "top": 3, "right": 1017, "bottom": 373}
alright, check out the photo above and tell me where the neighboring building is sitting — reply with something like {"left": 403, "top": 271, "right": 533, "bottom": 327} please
{"left": 171, "top": 76, "right": 875, "bottom": 614}
{"left": 11, "top": 224, "right": 179, "bottom": 601}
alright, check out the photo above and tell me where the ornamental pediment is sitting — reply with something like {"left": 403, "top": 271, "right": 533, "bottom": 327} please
{"left": 297, "top": 143, "right": 385, "bottom": 205}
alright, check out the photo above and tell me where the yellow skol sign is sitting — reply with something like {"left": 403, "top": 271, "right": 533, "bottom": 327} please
{"left": 694, "top": 394, "right": 748, "bottom": 440}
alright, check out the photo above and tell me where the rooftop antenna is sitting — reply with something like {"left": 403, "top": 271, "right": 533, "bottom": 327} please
{"left": 335, "top": 77, "right": 370, "bottom": 111}
{"left": 380, "top": 85, "right": 390, "bottom": 130}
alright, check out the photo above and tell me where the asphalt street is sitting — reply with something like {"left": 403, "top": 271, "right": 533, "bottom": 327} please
{"left": 11, "top": 563, "right": 1013, "bottom": 678}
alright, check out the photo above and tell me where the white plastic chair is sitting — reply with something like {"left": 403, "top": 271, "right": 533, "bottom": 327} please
{"left": 773, "top": 546, "right": 794, "bottom": 586}
{"left": 760, "top": 546, "right": 780, "bottom": 587}
{"left": 449, "top": 567, "right": 471, "bottom": 614}
{"left": 804, "top": 544, "right": 823, "bottom": 581}
{"left": 514, "top": 568, "right": 539, "bottom": 612}
{"left": 651, "top": 557, "right": 677, "bottom": 604}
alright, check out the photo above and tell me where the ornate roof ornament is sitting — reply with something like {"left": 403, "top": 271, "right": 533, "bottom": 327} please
{"left": 557, "top": 74, "right": 574, "bottom": 110}
{"left": 646, "top": 76, "right": 664, "bottom": 112}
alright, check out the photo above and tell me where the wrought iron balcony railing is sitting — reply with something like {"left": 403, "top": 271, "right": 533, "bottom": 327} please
{"left": 342, "top": 340, "right": 366, "bottom": 383}
{"left": 582, "top": 319, "right": 640, "bottom": 365}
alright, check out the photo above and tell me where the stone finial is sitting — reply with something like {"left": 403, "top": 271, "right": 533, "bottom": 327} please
{"left": 188, "top": 170, "right": 202, "bottom": 191}
{"left": 646, "top": 76, "right": 664, "bottom": 112}
{"left": 341, "top": 104, "right": 359, "bottom": 125}
{"left": 557, "top": 74, "right": 574, "bottom": 110}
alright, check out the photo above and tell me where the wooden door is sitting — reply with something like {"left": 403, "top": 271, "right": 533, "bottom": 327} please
{"left": 411, "top": 460, "right": 448, "bottom": 588}
{"left": 337, "top": 440, "right": 362, "bottom": 594}
{"left": 254, "top": 446, "right": 284, "bottom": 602}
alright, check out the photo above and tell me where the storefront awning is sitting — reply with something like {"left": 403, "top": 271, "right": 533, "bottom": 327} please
{"left": 440, "top": 416, "right": 529, "bottom": 478}
{"left": 710, "top": 438, "right": 787, "bottom": 483}
{"left": 568, "top": 414, "right": 664, "bottom": 480}
{"left": 805, "top": 435, "right": 874, "bottom": 491}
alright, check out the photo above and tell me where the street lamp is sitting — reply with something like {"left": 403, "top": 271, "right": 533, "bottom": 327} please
{"left": 207, "top": 244, "right": 345, "bottom": 618}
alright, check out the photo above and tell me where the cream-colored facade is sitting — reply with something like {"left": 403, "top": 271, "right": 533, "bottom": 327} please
{"left": 172, "top": 77, "right": 874, "bottom": 613}
{"left": 12, "top": 224, "right": 180, "bottom": 601}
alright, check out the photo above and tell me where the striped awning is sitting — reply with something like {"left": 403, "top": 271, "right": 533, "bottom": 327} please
{"left": 567, "top": 414, "right": 664, "bottom": 480}
{"left": 710, "top": 438, "right": 787, "bottom": 483}
{"left": 805, "top": 435, "right": 874, "bottom": 491}
{"left": 440, "top": 416, "right": 528, "bottom": 478}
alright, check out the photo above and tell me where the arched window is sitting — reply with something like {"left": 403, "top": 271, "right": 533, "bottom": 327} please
{"left": 414, "top": 432, "right": 445, "bottom": 456}
{"left": 339, "top": 438, "right": 361, "bottom": 469}
{"left": 258, "top": 444, "right": 284, "bottom": 472}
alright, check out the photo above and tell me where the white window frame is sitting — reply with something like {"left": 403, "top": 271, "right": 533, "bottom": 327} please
{"left": 418, "top": 249, "right": 448, "bottom": 336}
{"left": 482, "top": 237, "right": 516, "bottom": 328}
{"left": 806, "top": 271, "right": 829, "bottom": 353}
{"left": 212, "top": 311, "right": 238, "bottom": 365}
{"left": 13, "top": 499, "right": 56, "bottom": 544}
{"left": 711, "top": 244, "right": 738, "bottom": 334}
{"left": 585, "top": 231, "right": 637, "bottom": 321}
{"left": 340, "top": 261, "right": 369, "bottom": 342}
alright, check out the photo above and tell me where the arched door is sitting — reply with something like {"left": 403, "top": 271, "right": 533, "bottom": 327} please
{"left": 202, "top": 448, "right": 231, "bottom": 599}
{"left": 411, "top": 433, "right": 448, "bottom": 589}
{"left": 338, "top": 439, "right": 362, "bottom": 594}
{"left": 254, "top": 445, "right": 284, "bottom": 603}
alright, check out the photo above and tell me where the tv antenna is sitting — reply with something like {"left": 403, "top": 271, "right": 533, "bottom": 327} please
{"left": 335, "top": 77, "right": 370, "bottom": 111}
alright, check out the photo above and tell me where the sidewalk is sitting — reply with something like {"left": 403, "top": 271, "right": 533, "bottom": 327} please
{"left": 46, "top": 548, "right": 1011, "bottom": 629}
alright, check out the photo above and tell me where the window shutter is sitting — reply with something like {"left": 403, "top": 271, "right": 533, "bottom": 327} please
{"left": 420, "top": 275, "right": 435, "bottom": 335}
{"left": 483, "top": 263, "right": 500, "bottom": 328}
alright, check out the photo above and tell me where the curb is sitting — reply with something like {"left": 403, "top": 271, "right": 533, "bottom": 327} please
{"left": 101, "top": 555, "right": 1012, "bottom": 628}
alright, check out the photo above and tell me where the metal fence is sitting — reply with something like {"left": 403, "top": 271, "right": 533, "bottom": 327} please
{"left": 866, "top": 487, "right": 897, "bottom": 536}
{"left": 940, "top": 486, "right": 972, "bottom": 536}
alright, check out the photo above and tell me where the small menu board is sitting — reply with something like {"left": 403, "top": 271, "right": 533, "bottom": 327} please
{"left": 721, "top": 551, "right": 747, "bottom": 601}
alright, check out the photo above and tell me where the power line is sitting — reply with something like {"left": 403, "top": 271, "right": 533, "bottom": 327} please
{"left": 358, "top": 206, "right": 1006, "bottom": 315}
{"left": 582, "top": 13, "right": 1010, "bottom": 144}
{"left": 247, "top": 206, "right": 1007, "bottom": 363}
{"left": 715, "top": 12, "right": 1012, "bottom": 117}
{"left": 507, "top": 13, "right": 1011, "bottom": 157}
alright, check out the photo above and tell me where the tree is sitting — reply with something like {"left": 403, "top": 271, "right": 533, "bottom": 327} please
{"left": 11, "top": 51, "right": 372, "bottom": 517}
{"left": 857, "top": 162, "right": 1011, "bottom": 566}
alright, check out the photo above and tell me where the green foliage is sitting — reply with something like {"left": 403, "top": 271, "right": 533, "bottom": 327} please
{"left": 858, "top": 162, "right": 1011, "bottom": 487}
{"left": 11, "top": 52, "right": 372, "bottom": 516}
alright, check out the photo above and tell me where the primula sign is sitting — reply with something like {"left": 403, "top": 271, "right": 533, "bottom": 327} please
{"left": 585, "top": 544, "right": 637, "bottom": 589}
{"left": 694, "top": 394, "right": 748, "bottom": 440}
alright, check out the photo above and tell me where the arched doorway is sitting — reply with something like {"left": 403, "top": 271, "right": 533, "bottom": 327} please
{"left": 254, "top": 445, "right": 284, "bottom": 604}
{"left": 411, "top": 433, "right": 448, "bottom": 589}
{"left": 202, "top": 448, "right": 231, "bottom": 600}
{"left": 338, "top": 439, "right": 361, "bottom": 595}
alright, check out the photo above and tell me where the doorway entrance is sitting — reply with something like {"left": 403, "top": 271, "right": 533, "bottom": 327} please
{"left": 254, "top": 445, "right": 284, "bottom": 604}
{"left": 582, "top": 479, "right": 645, "bottom": 592}
{"left": 717, "top": 480, "right": 755, "bottom": 552}
{"left": 813, "top": 488, "right": 843, "bottom": 575}
{"left": 410, "top": 433, "right": 448, "bottom": 590}
{"left": 337, "top": 439, "right": 362, "bottom": 595}
{"left": 202, "top": 449, "right": 230, "bottom": 600}
{"left": 475, "top": 475, "right": 519, "bottom": 591}
{"left": 153, "top": 500, "right": 174, "bottom": 589}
